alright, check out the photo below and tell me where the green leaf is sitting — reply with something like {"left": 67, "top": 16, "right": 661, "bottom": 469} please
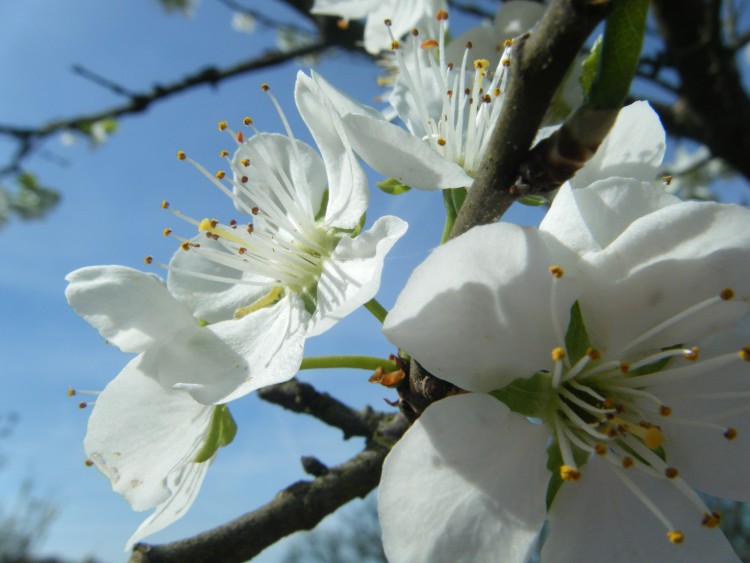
{"left": 564, "top": 301, "right": 591, "bottom": 365}
{"left": 579, "top": 35, "right": 603, "bottom": 99}
{"left": 376, "top": 178, "right": 412, "bottom": 195}
{"left": 587, "top": 0, "right": 649, "bottom": 109}
{"left": 518, "top": 194, "right": 549, "bottom": 206}
{"left": 194, "top": 405, "right": 238, "bottom": 463}
{"left": 545, "top": 439, "right": 589, "bottom": 510}
{"left": 490, "top": 371, "right": 555, "bottom": 419}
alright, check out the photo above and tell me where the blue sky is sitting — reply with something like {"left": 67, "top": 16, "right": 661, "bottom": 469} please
{"left": 0, "top": 1, "right": 548, "bottom": 561}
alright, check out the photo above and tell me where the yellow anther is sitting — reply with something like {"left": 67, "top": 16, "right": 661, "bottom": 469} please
{"left": 501, "top": 57, "right": 511, "bottom": 67}
{"left": 218, "top": 121, "right": 228, "bottom": 131}
{"left": 162, "top": 228, "right": 172, "bottom": 236}
{"left": 241, "top": 158, "right": 250, "bottom": 167}
{"left": 336, "top": 18, "right": 349, "bottom": 30}
{"left": 551, "top": 347, "right": 566, "bottom": 361}
{"left": 261, "top": 83, "right": 270, "bottom": 92}
{"left": 644, "top": 426, "right": 663, "bottom": 449}
{"left": 720, "top": 288, "right": 734, "bottom": 300}
{"left": 594, "top": 443, "right": 607, "bottom": 456}
{"left": 560, "top": 465, "right": 581, "bottom": 481}
{"left": 177, "top": 150, "right": 186, "bottom": 160}
{"left": 622, "top": 456, "right": 634, "bottom": 468}
{"left": 619, "top": 361, "right": 631, "bottom": 374}
{"left": 724, "top": 427, "right": 738, "bottom": 440}
{"left": 180, "top": 241, "right": 191, "bottom": 251}
{"left": 243, "top": 116, "right": 253, "bottom": 126}
{"left": 198, "top": 218, "right": 246, "bottom": 245}
{"left": 683, "top": 346, "right": 699, "bottom": 361}
{"left": 662, "top": 175, "right": 673, "bottom": 185}
{"left": 664, "top": 467, "right": 679, "bottom": 479}
{"left": 739, "top": 347, "right": 750, "bottom": 362}
{"left": 549, "top": 265, "right": 564, "bottom": 278}
{"left": 667, "top": 530, "right": 684, "bottom": 544}
{"left": 391, "top": 40, "right": 401, "bottom": 50}
{"left": 437, "top": 138, "right": 447, "bottom": 146}
{"left": 144, "top": 256, "right": 153, "bottom": 264}
{"left": 587, "top": 348, "right": 601, "bottom": 361}
{"left": 411, "top": 28, "right": 419, "bottom": 36}
{"left": 220, "top": 150, "right": 229, "bottom": 158}
{"left": 503, "top": 38, "right": 514, "bottom": 47}
{"left": 473, "top": 59, "right": 490, "bottom": 72}
{"left": 702, "top": 511, "right": 721, "bottom": 528}
{"left": 465, "top": 41, "right": 473, "bottom": 49}
{"left": 215, "top": 170, "right": 226, "bottom": 180}
{"left": 67, "top": 387, "right": 76, "bottom": 397}
{"left": 161, "top": 200, "right": 170, "bottom": 209}
{"left": 436, "top": 10, "right": 448, "bottom": 21}
{"left": 421, "top": 39, "right": 439, "bottom": 49}
{"left": 659, "top": 405, "right": 672, "bottom": 417}
{"left": 493, "top": 87, "right": 501, "bottom": 97}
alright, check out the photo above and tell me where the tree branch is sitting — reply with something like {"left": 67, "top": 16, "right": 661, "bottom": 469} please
{"left": 129, "top": 414, "right": 408, "bottom": 563}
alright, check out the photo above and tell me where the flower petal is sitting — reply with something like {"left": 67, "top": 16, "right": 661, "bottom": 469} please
{"left": 542, "top": 457, "right": 738, "bottom": 562}
{"left": 383, "top": 223, "right": 579, "bottom": 392}
{"left": 83, "top": 356, "right": 214, "bottom": 547}
{"left": 569, "top": 101, "right": 666, "bottom": 189}
{"left": 310, "top": 215, "right": 408, "bottom": 337}
{"left": 342, "top": 113, "right": 473, "bottom": 190}
{"left": 379, "top": 394, "right": 549, "bottom": 563}
{"left": 66, "top": 266, "right": 195, "bottom": 353}
{"left": 295, "top": 71, "right": 369, "bottom": 229}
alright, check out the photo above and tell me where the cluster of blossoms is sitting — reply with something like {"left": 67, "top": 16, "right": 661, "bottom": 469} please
{"left": 66, "top": 1, "right": 750, "bottom": 561}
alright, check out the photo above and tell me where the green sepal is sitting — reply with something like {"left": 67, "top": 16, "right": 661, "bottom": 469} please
{"left": 564, "top": 301, "right": 591, "bottom": 365}
{"left": 300, "top": 282, "right": 319, "bottom": 316}
{"left": 518, "top": 195, "right": 549, "bottom": 207}
{"left": 490, "top": 371, "right": 555, "bottom": 420}
{"left": 194, "top": 405, "right": 238, "bottom": 463}
{"left": 450, "top": 187, "right": 467, "bottom": 212}
{"left": 376, "top": 178, "right": 412, "bottom": 195}
{"left": 579, "top": 35, "right": 603, "bottom": 99}
{"left": 629, "top": 344, "right": 682, "bottom": 377}
{"left": 314, "top": 189, "right": 329, "bottom": 222}
{"left": 545, "top": 439, "right": 589, "bottom": 510}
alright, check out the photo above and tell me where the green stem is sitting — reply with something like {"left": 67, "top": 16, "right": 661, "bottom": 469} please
{"left": 300, "top": 355, "right": 398, "bottom": 372}
{"left": 441, "top": 189, "right": 458, "bottom": 244}
{"left": 364, "top": 298, "right": 388, "bottom": 324}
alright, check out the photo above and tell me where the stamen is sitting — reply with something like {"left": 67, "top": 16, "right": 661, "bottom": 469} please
{"left": 612, "top": 465, "right": 680, "bottom": 540}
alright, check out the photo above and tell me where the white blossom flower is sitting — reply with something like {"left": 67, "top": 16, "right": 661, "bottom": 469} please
{"left": 231, "top": 11, "right": 257, "bottom": 34}
{"left": 337, "top": 11, "right": 513, "bottom": 189}
{"left": 310, "top": 0, "right": 446, "bottom": 55}
{"left": 165, "top": 71, "right": 407, "bottom": 403}
{"left": 379, "top": 109, "right": 750, "bottom": 561}
{"left": 66, "top": 266, "right": 241, "bottom": 547}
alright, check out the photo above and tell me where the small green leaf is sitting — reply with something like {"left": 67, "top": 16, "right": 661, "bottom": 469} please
{"left": 194, "top": 405, "right": 238, "bottom": 463}
{"left": 579, "top": 35, "right": 603, "bottom": 99}
{"left": 564, "top": 301, "right": 591, "bottom": 365}
{"left": 377, "top": 178, "right": 412, "bottom": 195}
{"left": 490, "top": 371, "right": 555, "bottom": 419}
{"left": 518, "top": 195, "right": 549, "bottom": 206}
{"left": 545, "top": 439, "right": 589, "bottom": 510}
{"left": 98, "top": 118, "right": 119, "bottom": 134}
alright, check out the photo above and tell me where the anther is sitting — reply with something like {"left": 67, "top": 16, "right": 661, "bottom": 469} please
{"left": 251, "top": 206, "right": 259, "bottom": 215}
{"left": 587, "top": 348, "right": 601, "bottom": 361}
{"left": 177, "top": 151, "right": 186, "bottom": 160}
{"left": 724, "top": 428, "right": 738, "bottom": 440}
{"left": 493, "top": 87, "right": 501, "bottom": 97}
{"left": 240, "top": 158, "right": 250, "bottom": 167}
{"left": 236, "top": 131, "right": 244, "bottom": 143}
{"left": 247, "top": 224, "right": 254, "bottom": 234}
{"left": 220, "top": 150, "right": 229, "bottom": 157}
{"left": 501, "top": 58, "right": 511, "bottom": 67}
{"left": 560, "top": 465, "right": 581, "bottom": 481}
{"left": 162, "top": 228, "right": 172, "bottom": 236}
{"left": 619, "top": 361, "right": 631, "bottom": 374}
{"left": 503, "top": 39, "right": 514, "bottom": 47}
{"left": 239, "top": 248, "right": 247, "bottom": 255}
{"left": 243, "top": 116, "right": 253, "bottom": 126}
{"left": 391, "top": 40, "right": 401, "bottom": 50}
{"left": 667, "top": 530, "right": 684, "bottom": 544}
{"left": 384, "top": 18, "right": 392, "bottom": 26}
{"left": 437, "top": 138, "right": 446, "bottom": 146}
{"left": 144, "top": 256, "right": 153, "bottom": 264}
{"left": 421, "top": 39, "right": 439, "bottom": 49}
{"left": 240, "top": 176, "right": 248, "bottom": 183}
{"left": 180, "top": 241, "right": 191, "bottom": 251}
{"left": 261, "top": 83, "right": 270, "bottom": 92}
{"left": 660, "top": 405, "right": 672, "bottom": 417}
{"left": 336, "top": 18, "right": 349, "bottom": 30}
{"left": 702, "top": 512, "right": 721, "bottom": 528}
{"left": 551, "top": 347, "right": 566, "bottom": 361}
{"left": 739, "top": 347, "right": 750, "bottom": 362}
{"left": 411, "top": 28, "right": 419, "bottom": 36}
{"left": 78, "top": 402, "right": 88, "bottom": 409}
{"left": 594, "top": 443, "right": 607, "bottom": 456}
{"left": 720, "top": 288, "right": 734, "bottom": 301}
{"left": 662, "top": 175, "right": 673, "bottom": 185}
{"left": 644, "top": 426, "right": 663, "bottom": 449}
{"left": 84, "top": 459, "right": 94, "bottom": 467}
{"left": 474, "top": 59, "right": 489, "bottom": 70}
{"left": 549, "top": 265, "right": 564, "bottom": 278}
{"left": 465, "top": 41, "right": 473, "bottom": 49}
{"left": 664, "top": 467, "right": 679, "bottom": 479}
{"left": 622, "top": 456, "right": 634, "bottom": 468}
{"left": 215, "top": 170, "right": 226, "bottom": 180}
{"left": 161, "top": 200, "right": 170, "bottom": 209}
{"left": 683, "top": 346, "right": 699, "bottom": 361}
{"left": 218, "top": 121, "right": 228, "bottom": 131}
{"left": 436, "top": 10, "right": 448, "bottom": 21}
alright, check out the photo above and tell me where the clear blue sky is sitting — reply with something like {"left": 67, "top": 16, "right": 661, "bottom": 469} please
{"left": 0, "top": 1, "right": 547, "bottom": 561}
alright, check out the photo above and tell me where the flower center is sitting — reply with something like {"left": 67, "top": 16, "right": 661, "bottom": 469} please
{"left": 385, "top": 11, "right": 512, "bottom": 177}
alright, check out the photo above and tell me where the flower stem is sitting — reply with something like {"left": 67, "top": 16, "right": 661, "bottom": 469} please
{"left": 441, "top": 189, "right": 458, "bottom": 244}
{"left": 364, "top": 298, "right": 388, "bottom": 324}
{"left": 300, "top": 355, "right": 398, "bottom": 372}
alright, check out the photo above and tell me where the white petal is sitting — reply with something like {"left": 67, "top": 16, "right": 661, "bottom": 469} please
{"left": 541, "top": 179, "right": 680, "bottom": 255}
{"left": 383, "top": 223, "right": 579, "bottom": 392}
{"left": 343, "top": 113, "right": 473, "bottom": 190}
{"left": 379, "top": 394, "right": 549, "bottom": 563}
{"left": 444, "top": 25, "right": 499, "bottom": 69}
{"left": 295, "top": 71, "right": 369, "bottom": 229}
{"left": 578, "top": 199, "right": 750, "bottom": 354}
{"left": 493, "top": 1, "right": 545, "bottom": 38}
{"left": 542, "top": 457, "right": 738, "bottom": 562}
{"left": 310, "top": 0, "right": 378, "bottom": 20}
{"left": 141, "top": 296, "right": 307, "bottom": 404}
{"left": 66, "top": 266, "right": 195, "bottom": 353}
{"left": 362, "top": 0, "right": 444, "bottom": 55}
{"left": 83, "top": 357, "right": 214, "bottom": 547}
{"left": 309, "top": 215, "right": 408, "bottom": 337}
{"left": 310, "top": 70, "right": 385, "bottom": 121}
{"left": 569, "top": 101, "right": 667, "bottom": 189}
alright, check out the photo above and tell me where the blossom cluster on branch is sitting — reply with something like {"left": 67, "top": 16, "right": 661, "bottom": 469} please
{"left": 65, "top": 1, "right": 750, "bottom": 561}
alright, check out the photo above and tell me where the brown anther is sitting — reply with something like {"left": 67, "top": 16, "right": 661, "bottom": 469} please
{"left": 177, "top": 150, "right": 186, "bottom": 160}
{"left": 615, "top": 403, "right": 625, "bottom": 413}
{"left": 447, "top": 89, "right": 453, "bottom": 97}
{"left": 683, "top": 346, "right": 699, "bottom": 361}
{"left": 220, "top": 149, "right": 229, "bottom": 158}
{"left": 702, "top": 511, "right": 722, "bottom": 528}
{"left": 211, "top": 234, "right": 219, "bottom": 241}
{"left": 247, "top": 224, "right": 254, "bottom": 234}
{"left": 437, "top": 138, "right": 447, "bottom": 146}
{"left": 180, "top": 241, "right": 191, "bottom": 251}
{"left": 411, "top": 28, "right": 419, "bottom": 36}
{"left": 391, "top": 40, "right": 401, "bottom": 50}
{"left": 84, "top": 459, "right": 94, "bottom": 467}
{"left": 144, "top": 256, "right": 153, "bottom": 264}
{"left": 229, "top": 219, "right": 237, "bottom": 226}
{"left": 243, "top": 116, "right": 253, "bottom": 126}
{"left": 218, "top": 121, "right": 228, "bottom": 131}
{"left": 436, "top": 10, "right": 448, "bottom": 21}
{"left": 251, "top": 206, "right": 259, "bottom": 215}
{"left": 720, "top": 288, "right": 734, "bottom": 300}
{"left": 161, "top": 200, "right": 170, "bottom": 209}
{"left": 162, "top": 228, "right": 172, "bottom": 236}
{"left": 621, "top": 456, "right": 634, "bottom": 468}
{"left": 603, "top": 398, "right": 615, "bottom": 409}
{"left": 67, "top": 387, "right": 76, "bottom": 397}
{"left": 724, "top": 428, "right": 738, "bottom": 440}
{"left": 241, "top": 158, "right": 250, "bottom": 167}
{"left": 587, "top": 348, "right": 601, "bottom": 361}
{"left": 238, "top": 247, "right": 247, "bottom": 255}
{"left": 447, "top": 63, "right": 454, "bottom": 71}
{"left": 662, "top": 175, "right": 673, "bottom": 185}
{"left": 667, "top": 530, "right": 684, "bottom": 544}
{"left": 503, "top": 38, "right": 514, "bottom": 47}
{"left": 421, "top": 39, "right": 439, "bottom": 49}
{"left": 619, "top": 361, "right": 630, "bottom": 374}
{"left": 501, "top": 58, "right": 511, "bottom": 67}
{"left": 209, "top": 219, "right": 219, "bottom": 228}
{"left": 560, "top": 465, "right": 581, "bottom": 481}
{"left": 482, "top": 94, "right": 491, "bottom": 103}
{"left": 465, "top": 41, "right": 473, "bottom": 49}
{"left": 241, "top": 176, "right": 248, "bottom": 183}
{"left": 464, "top": 87, "right": 471, "bottom": 96}
{"left": 215, "top": 170, "right": 226, "bottom": 180}
{"left": 261, "top": 83, "right": 270, "bottom": 92}
{"left": 664, "top": 467, "right": 679, "bottom": 479}
{"left": 236, "top": 131, "right": 244, "bottom": 143}
{"left": 78, "top": 402, "right": 88, "bottom": 409}
{"left": 739, "top": 346, "right": 750, "bottom": 362}
{"left": 594, "top": 443, "right": 607, "bottom": 456}
{"left": 659, "top": 405, "right": 672, "bottom": 417}
{"left": 384, "top": 18, "right": 392, "bottom": 26}
{"left": 549, "top": 265, "right": 564, "bottom": 278}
